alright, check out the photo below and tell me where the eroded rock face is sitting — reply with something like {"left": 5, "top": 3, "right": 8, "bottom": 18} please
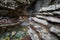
{"left": 27, "top": 0, "right": 60, "bottom": 40}
{"left": 0, "top": 0, "right": 18, "bottom": 9}
{"left": 28, "top": 18, "right": 59, "bottom": 40}
{"left": 50, "top": 26, "right": 60, "bottom": 37}
{"left": 35, "top": 0, "right": 52, "bottom": 12}
{"left": 0, "top": 0, "right": 31, "bottom": 27}
{"left": 0, "top": 0, "right": 60, "bottom": 40}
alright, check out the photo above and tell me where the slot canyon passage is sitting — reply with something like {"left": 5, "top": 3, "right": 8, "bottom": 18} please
{"left": 0, "top": 0, "right": 60, "bottom": 40}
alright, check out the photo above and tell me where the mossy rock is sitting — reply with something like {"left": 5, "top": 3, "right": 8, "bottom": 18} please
{"left": 15, "top": 31, "right": 25, "bottom": 38}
